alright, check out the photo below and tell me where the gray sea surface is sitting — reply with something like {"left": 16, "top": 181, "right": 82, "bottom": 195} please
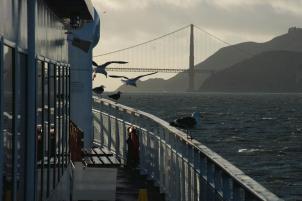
{"left": 116, "top": 92, "right": 302, "bottom": 201}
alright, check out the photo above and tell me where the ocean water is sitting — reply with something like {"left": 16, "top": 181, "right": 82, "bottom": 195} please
{"left": 117, "top": 92, "right": 302, "bottom": 201}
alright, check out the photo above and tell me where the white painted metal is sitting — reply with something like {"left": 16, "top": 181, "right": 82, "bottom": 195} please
{"left": 69, "top": 9, "right": 100, "bottom": 148}
{"left": 92, "top": 97, "right": 283, "bottom": 201}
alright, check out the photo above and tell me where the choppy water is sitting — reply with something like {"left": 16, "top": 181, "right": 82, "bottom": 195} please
{"left": 117, "top": 92, "right": 302, "bottom": 201}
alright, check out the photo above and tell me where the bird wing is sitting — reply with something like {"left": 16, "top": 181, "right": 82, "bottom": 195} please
{"left": 109, "top": 75, "right": 129, "bottom": 79}
{"left": 102, "top": 61, "right": 128, "bottom": 68}
{"left": 92, "top": 61, "right": 98, "bottom": 66}
{"left": 133, "top": 72, "right": 157, "bottom": 81}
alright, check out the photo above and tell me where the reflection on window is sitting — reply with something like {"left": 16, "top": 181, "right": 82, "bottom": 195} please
{"left": 36, "top": 61, "right": 43, "bottom": 201}
{"left": 43, "top": 62, "right": 48, "bottom": 198}
{"left": 16, "top": 53, "right": 27, "bottom": 201}
{"left": 3, "top": 45, "right": 14, "bottom": 201}
{"left": 35, "top": 61, "right": 70, "bottom": 200}
{"left": 48, "top": 63, "right": 55, "bottom": 191}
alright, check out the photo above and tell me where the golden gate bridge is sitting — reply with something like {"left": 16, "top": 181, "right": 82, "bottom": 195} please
{"left": 93, "top": 24, "right": 233, "bottom": 91}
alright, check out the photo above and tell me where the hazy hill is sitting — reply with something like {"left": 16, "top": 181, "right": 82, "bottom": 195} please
{"left": 200, "top": 51, "right": 302, "bottom": 92}
{"left": 118, "top": 27, "right": 302, "bottom": 92}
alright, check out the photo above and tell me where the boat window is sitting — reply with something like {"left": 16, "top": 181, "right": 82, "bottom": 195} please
{"left": 63, "top": 66, "right": 67, "bottom": 168}
{"left": 36, "top": 60, "right": 43, "bottom": 201}
{"left": 16, "top": 53, "right": 27, "bottom": 201}
{"left": 48, "top": 63, "right": 55, "bottom": 192}
{"left": 2, "top": 45, "right": 14, "bottom": 201}
{"left": 43, "top": 62, "right": 48, "bottom": 198}
{"left": 66, "top": 66, "right": 70, "bottom": 162}
{"left": 55, "top": 64, "right": 62, "bottom": 179}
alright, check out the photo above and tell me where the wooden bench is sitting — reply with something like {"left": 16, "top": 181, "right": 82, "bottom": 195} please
{"left": 81, "top": 147, "right": 121, "bottom": 168}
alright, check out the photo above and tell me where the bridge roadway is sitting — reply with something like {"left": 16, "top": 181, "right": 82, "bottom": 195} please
{"left": 107, "top": 67, "right": 216, "bottom": 73}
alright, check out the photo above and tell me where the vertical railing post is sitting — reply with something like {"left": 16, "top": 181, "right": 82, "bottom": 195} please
{"left": 159, "top": 128, "right": 165, "bottom": 193}
{"left": 187, "top": 145, "right": 192, "bottom": 201}
{"left": 146, "top": 127, "right": 151, "bottom": 176}
{"left": 175, "top": 150, "right": 181, "bottom": 201}
{"left": 107, "top": 108, "right": 112, "bottom": 150}
{"left": 154, "top": 133, "right": 160, "bottom": 184}
{"left": 233, "top": 183, "right": 244, "bottom": 201}
{"left": 170, "top": 134, "right": 175, "bottom": 201}
{"left": 99, "top": 111, "right": 104, "bottom": 147}
{"left": 193, "top": 149, "right": 199, "bottom": 201}
{"left": 116, "top": 108, "right": 124, "bottom": 161}
{"left": 222, "top": 173, "right": 232, "bottom": 200}
{"left": 199, "top": 155, "right": 207, "bottom": 201}
{"left": 114, "top": 112, "right": 120, "bottom": 156}
{"left": 122, "top": 112, "right": 127, "bottom": 164}
{"left": 180, "top": 142, "right": 186, "bottom": 201}
{"left": 214, "top": 167, "right": 223, "bottom": 199}
{"left": 207, "top": 162, "right": 215, "bottom": 201}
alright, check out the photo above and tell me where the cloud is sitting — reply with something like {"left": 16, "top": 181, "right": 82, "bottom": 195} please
{"left": 95, "top": 1, "right": 300, "bottom": 46}
{"left": 207, "top": 0, "right": 302, "bottom": 16}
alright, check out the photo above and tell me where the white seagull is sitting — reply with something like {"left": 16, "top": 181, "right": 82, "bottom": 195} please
{"left": 109, "top": 72, "right": 157, "bottom": 87}
{"left": 92, "top": 60, "right": 128, "bottom": 78}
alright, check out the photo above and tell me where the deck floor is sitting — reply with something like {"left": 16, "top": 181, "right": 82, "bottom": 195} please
{"left": 116, "top": 168, "right": 165, "bottom": 201}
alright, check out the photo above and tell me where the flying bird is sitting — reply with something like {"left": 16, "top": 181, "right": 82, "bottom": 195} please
{"left": 92, "top": 85, "right": 105, "bottom": 95}
{"left": 108, "top": 91, "right": 122, "bottom": 101}
{"left": 109, "top": 72, "right": 157, "bottom": 87}
{"left": 169, "top": 112, "right": 202, "bottom": 139}
{"left": 92, "top": 61, "right": 128, "bottom": 78}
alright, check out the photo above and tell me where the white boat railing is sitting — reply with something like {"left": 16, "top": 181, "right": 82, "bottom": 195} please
{"left": 92, "top": 97, "right": 282, "bottom": 201}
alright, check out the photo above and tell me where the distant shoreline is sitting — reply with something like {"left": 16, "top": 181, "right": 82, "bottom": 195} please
{"left": 101, "top": 91, "right": 302, "bottom": 95}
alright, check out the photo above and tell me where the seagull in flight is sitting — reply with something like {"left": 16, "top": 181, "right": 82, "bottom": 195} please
{"left": 92, "top": 61, "right": 128, "bottom": 78}
{"left": 109, "top": 72, "right": 157, "bottom": 87}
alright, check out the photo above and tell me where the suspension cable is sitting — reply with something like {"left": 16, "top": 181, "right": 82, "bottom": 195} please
{"left": 93, "top": 24, "right": 190, "bottom": 58}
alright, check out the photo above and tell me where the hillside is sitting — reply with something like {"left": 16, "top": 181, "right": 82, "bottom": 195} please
{"left": 200, "top": 51, "right": 302, "bottom": 92}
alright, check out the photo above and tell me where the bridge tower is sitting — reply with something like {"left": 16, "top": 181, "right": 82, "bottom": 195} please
{"left": 188, "top": 24, "right": 195, "bottom": 91}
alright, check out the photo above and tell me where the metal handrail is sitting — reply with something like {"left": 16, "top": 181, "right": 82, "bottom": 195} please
{"left": 92, "top": 97, "right": 282, "bottom": 201}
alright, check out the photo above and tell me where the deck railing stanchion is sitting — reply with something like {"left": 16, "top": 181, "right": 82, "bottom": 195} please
{"left": 122, "top": 113, "right": 127, "bottom": 164}
{"left": 222, "top": 173, "right": 232, "bottom": 200}
{"left": 193, "top": 148, "right": 199, "bottom": 201}
{"left": 214, "top": 167, "right": 223, "bottom": 200}
{"left": 187, "top": 145, "right": 192, "bottom": 201}
{"left": 107, "top": 110, "right": 112, "bottom": 150}
{"left": 180, "top": 142, "right": 186, "bottom": 201}
{"left": 159, "top": 128, "right": 165, "bottom": 193}
{"left": 114, "top": 110, "right": 120, "bottom": 156}
{"left": 99, "top": 111, "right": 104, "bottom": 147}
{"left": 233, "top": 183, "right": 244, "bottom": 201}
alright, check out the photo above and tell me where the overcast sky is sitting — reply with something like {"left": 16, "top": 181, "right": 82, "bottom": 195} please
{"left": 91, "top": 0, "right": 302, "bottom": 91}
